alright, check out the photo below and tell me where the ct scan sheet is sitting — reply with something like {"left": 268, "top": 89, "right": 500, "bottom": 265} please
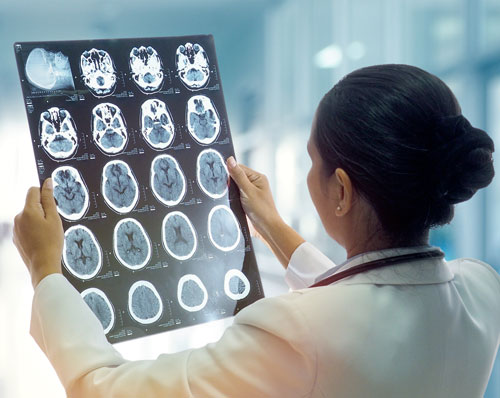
{"left": 14, "top": 35, "right": 264, "bottom": 344}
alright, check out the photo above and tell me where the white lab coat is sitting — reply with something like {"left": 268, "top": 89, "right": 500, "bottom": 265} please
{"left": 30, "top": 243, "right": 500, "bottom": 397}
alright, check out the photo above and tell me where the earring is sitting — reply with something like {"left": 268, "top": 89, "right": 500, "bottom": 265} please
{"left": 336, "top": 206, "right": 341, "bottom": 211}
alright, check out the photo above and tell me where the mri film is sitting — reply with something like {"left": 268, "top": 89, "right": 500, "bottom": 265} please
{"left": 177, "top": 274, "right": 208, "bottom": 312}
{"left": 102, "top": 160, "right": 139, "bottom": 213}
{"left": 25, "top": 48, "right": 74, "bottom": 91}
{"left": 128, "top": 281, "right": 163, "bottom": 324}
{"left": 150, "top": 154, "right": 186, "bottom": 206}
{"left": 208, "top": 205, "right": 241, "bottom": 252}
{"left": 92, "top": 103, "right": 128, "bottom": 154}
{"left": 51, "top": 166, "right": 89, "bottom": 221}
{"left": 80, "top": 48, "right": 117, "bottom": 97}
{"left": 175, "top": 42, "right": 210, "bottom": 89}
{"left": 39, "top": 107, "right": 78, "bottom": 161}
{"left": 129, "top": 46, "right": 164, "bottom": 93}
{"left": 81, "top": 288, "right": 115, "bottom": 334}
{"left": 113, "top": 218, "right": 151, "bottom": 270}
{"left": 186, "top": 95, "right": 221, "bottom": 145}
{"left": 196, "top": 149, "right": 228, "bottom": 198}
{"left": 162, "top": 211, "right": 197, "bottom": 260}
{"left": 140, "top": 99, "right": 175, "bottom": 150}
{"left": 224, "top": 269, "right": 250, "bottom": 301}
{"left": 63, "top": 225, "right": 102, "bottom": 280}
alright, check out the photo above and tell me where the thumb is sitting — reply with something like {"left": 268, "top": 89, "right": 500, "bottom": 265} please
{"left": 227, "top": 156, "right": 253, "bottom": 194}
{"left": 40, "top": 178, "right": 59, "bottom": 219}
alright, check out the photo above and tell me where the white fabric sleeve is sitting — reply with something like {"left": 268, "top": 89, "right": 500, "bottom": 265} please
{"left": 285, "top": 242, "right": 337, "bottom": 290}
{"left": 30, "top": 274, "right": 316, "bottom": 398}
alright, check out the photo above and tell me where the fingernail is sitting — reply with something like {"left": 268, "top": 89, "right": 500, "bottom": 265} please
{"left": 45, "top": 178, "right": 53, "bottom": 190}
{"left": 228, "top": 156, "right": 237, "bottom": 168}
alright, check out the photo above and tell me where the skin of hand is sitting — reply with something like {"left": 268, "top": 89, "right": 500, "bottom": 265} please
{"left": 13, "top": 178, "right": 64, "bottom": 288}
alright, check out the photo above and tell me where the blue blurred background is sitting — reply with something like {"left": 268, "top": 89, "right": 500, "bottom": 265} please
{"left": 0, "top": 0, "right": 499, "bottom": 396}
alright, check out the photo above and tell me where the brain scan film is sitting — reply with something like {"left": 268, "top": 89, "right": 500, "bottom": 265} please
{"left": 51, "top": 166, "right": 89, "bottom": 221}
{"left": 63, "top": 225, "right": 102, "bottom": 280}
{"left": 150, "top": 155, "right": 186, "bottom": 206}
{"left": 25, "top": 48, "right": 75, "bottom": 91}
{"left": 113, "top": 218, "right": 151, "bottom": 270}
{"left": 102, "top": 160, "right": 139, "bottom": 213}
{"left": 80, "top": 49, "right": 117, "bottom": 97}
{"left": 140, "top": 99, "right": 175, "bottom": 150}
{"left": 81, "top": 288, "right": 114, "bottom": 334}
{"left": 129, "top": 46, "right": 164, "bottom": 93}
{"left": 208, "top": 205, "right": 241, "bottom": 252}
{"left": 162, "top": 211, "right": 197, "bottom": 261}
{"left": 128, "top": 281, "right": 163, "bottom": 324}
{"left": 224, "top": 269, "right": 250, "bottom": 301}
{"left": 92, "top": 103, "right": 128, "bottom": 154}
{"left": 186, "top": 95, "right": 220, "bottom": 145}
{"left": 177, "top": 274, "right": 208, "bottom": 312}
{"left": 175, "top": 42, "right": 210, "bottom": 89}
{"left": 196, "top": 149, "right": 228, "bottom": 198}
{"left": 39, "top": 107, "right": 78, "bottom": 161}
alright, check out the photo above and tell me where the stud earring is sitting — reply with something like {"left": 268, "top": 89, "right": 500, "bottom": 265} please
{"left": 336, "top": 206, "right": 341, "bottom": 211}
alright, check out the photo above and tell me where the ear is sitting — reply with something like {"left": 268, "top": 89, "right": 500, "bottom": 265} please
{"left": 331, "top": 168, "right": 353, "bottom": 216}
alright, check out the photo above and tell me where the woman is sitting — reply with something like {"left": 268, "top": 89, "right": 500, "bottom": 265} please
{"left": 14, "top": 64, "right": 500, "bottom": 397}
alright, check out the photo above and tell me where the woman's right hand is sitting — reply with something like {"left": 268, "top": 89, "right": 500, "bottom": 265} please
{"left": 226, "top": 157, "right": 281, "bottom": 243}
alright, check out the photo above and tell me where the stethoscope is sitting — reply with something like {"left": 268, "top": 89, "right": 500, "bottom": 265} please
{"left": 309, "top": 249, "right": 445, "bottom": 288}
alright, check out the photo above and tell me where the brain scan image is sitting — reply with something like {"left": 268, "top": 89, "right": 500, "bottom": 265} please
{"left": 102, "top": 160, "right": 139, "bottom": 213}
{"left": 208, "top": 205, "right": 241, "bottom": 252}
{"left": 25, "top": 48, "right": 75, "bottom": 91}
{"left": 186, "top": 95, "right": 221, "bottom": 145}
{"left": 39, "top": 107, "right": 78, "bottom": 161}
{"left": 196, "top": 149, "right": 228, "bottom": 198}
{"left": 92, "top": 103, "right": 128, "bottom": 154}
{"left": 80, "top": 49, "right": 116, "bottom": 97}
{"left": 113, "top": 218, "right": 151, "bottom": 270}
{"left": 224, "top": 269, "right": 250, "bottom": 301}
{"left": 63, "top": 225, "right": 102, "bottom": 280}
{"left": 128, "top": 280, "right": 163, "bottom": 324}
{"left": 81, "top": 288, "right": 114, "bottom": 334}
{"left": 129, "top": 46, "right": 164, "bottom": 93}
{"left": 140, "top": 99, "right": 175, "bottom": 150}
{"left": 51, "top": 166, "right": 89, "bottom": 221}
{"left": 177, "top": 274, "right": 208, "bottom": 312}
{"left": 162, "top": 211, "right": 197, "bottom": 261}
{"left": 175, "top": 42, "right": 210, "bottom": 89}
{"left": 150, "top": 155, "right": 186, "bottom": 206}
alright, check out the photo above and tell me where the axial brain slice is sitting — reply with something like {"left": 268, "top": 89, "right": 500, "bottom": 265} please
{"left": 151, "top": 155, "right": 186, "bottom": 206}
{"left": 129, "top": 46, "right": 164, "bottom": 93}
{"left": 92, "top": 103, "right": 128, "bottom": 154}
{"left": 162, "top": 212, "right": 197, "bottom": 260}
{"left": 208, "top": 205, "right": 241, "bottom": 251}
{"left": 114, "top": 218, "right": 151, "bottom": 269}
{"left": 197, "top": 149, "right": 228, "bottom": 198}
{"left": 80, "top": 48, "right": 116, "bottom": 97}
{"left": 52, "top": 166, "right": 89, "bottom": 220}
{"left": 128, "top": 281, "right": 163, "bottom": 324}
{"left": 177, "top": 274, "right": 208, "bottom": 312}
{"left": 102, "top": 160, "right": 139, "bottom": 213}
{"left": 39, "top": 107, "right": 78, "bottom": 160}
{"left": 187, "top": 95, "right": 220, "bottom": 144}
{"left": 81, "top": 288, "right": 114, "bottom": 334}
{"left": 140, "top": 99, "right": 175, "bottom": 149}
{"left": 224, "top": 269, "right": 250, "bottom": 300}
{"left": 63, "top": 225, "right": 102, "bottom": 279}
{"left": 176, "top": 42, "right": 210, "bottom": 89}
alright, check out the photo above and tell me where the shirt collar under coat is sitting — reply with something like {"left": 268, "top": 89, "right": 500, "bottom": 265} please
{"left": 314, "top": 245, "right": 455, "bottom": 286}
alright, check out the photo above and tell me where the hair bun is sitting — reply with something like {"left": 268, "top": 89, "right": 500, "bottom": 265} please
{"left": 431, "top": 115, "right": 495, "bottom": 205}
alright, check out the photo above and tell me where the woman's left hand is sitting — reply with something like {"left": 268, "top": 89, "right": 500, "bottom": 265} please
{"left": 13, "top": 178, "right": 64, "bottom": 288}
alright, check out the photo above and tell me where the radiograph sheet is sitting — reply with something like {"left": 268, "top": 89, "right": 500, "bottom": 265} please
{"left": 15, "top": 35, "right": 263, "bottom": 344}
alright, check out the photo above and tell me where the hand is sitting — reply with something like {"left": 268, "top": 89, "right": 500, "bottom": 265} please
{"left": 13, "top": 178, "right": 64, "bottom": 288}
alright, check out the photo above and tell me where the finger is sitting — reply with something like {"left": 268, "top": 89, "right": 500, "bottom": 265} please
{"left": 40, "top": 178, "right": 58, "bottom": 219}
{"left": 25, "top": 186, "right": 41, "bottom": 209}
{"left": 226, "top": 156, "right": 253, "bottom": 193}
{"left": 238, "top": 164, "right": 266, "bottom": 186}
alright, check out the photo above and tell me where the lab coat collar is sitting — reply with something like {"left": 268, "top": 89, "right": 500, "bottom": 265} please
{"left": 315, "top": 245, "right": 455, "bottom": 286}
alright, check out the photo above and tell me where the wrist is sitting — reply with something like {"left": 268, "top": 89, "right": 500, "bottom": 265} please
{"left": 30, "top": 255, "right": 62, "bottom": 289}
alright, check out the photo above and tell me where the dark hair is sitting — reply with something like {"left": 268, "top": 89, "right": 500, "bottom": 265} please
{"left": 315, "top": 64, "right": 495, "bottom": 244}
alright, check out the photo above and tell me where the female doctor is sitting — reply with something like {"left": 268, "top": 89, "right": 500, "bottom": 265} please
{"left": 13, "top": 64, "right": 500, "bottom": 397}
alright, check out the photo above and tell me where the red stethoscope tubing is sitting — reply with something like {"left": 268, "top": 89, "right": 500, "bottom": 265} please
{"left": 309, "top": 249, "right": 445, "bottom": 288}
